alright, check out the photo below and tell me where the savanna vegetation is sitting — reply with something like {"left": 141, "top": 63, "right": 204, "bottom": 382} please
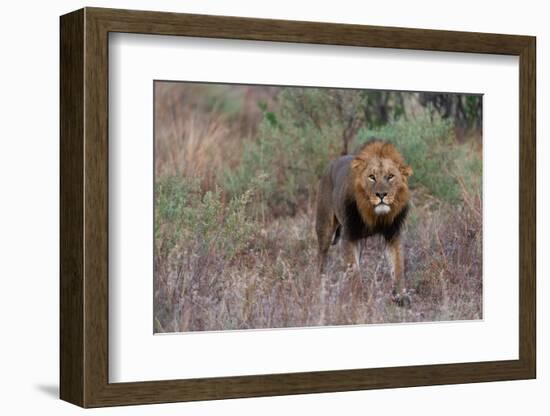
{"left": 154, "top": 82, "right": 482, "bottom": 333}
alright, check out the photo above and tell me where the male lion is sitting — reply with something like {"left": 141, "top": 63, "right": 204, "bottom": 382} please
{"left": 315, "top": 140, "right": 413, "bottom": 305}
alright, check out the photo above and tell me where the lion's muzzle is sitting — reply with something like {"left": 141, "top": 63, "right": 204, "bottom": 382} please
{"left": 374, "top": 203, "right": 391, "bottom": 215}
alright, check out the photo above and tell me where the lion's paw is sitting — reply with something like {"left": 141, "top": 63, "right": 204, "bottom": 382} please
{"left": 391, "top": 289, "right": 412, "bottom": 308}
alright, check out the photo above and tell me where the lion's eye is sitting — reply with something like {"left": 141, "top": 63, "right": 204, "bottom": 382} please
{"left": 368, "top": 175, "right": 376, "bottom": 182}
{"left": 388, "top": 174, "right": 394, "bottom": 181}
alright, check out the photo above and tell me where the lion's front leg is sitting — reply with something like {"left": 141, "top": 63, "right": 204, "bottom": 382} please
{"left": 386, "top": 237, "right": 410, "bottom": 307}
{"left": 341, "top": 238, "right": 360, "bottom": 271}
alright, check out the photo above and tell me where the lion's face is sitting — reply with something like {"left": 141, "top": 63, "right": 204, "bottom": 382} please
{"left": 361, "top": 157, "right": 410, "bottom": 215}
{"left": 351, "top": 141, "right": 412, "bottom": 220}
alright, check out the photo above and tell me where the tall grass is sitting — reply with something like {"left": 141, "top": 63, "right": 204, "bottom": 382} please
{"left": 154, "top": 82, "right": 279, "bottom": 189}
{"left": 154, "top": 188, "right": 482, "bottom": 332}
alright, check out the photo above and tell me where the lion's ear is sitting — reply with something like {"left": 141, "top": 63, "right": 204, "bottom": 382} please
{"left": 400, "top": 164, "right": 413, "bottom": 178}
{"left": 351, "top": 157, "right": 366, "bottom": 172}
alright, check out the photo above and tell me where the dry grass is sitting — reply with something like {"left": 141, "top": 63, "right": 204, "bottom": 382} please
{"left": 154, "top": 188, "right": 482, "bottom": 332}
{"left": 154, "top": 82, "right": 278, "bottom": 189}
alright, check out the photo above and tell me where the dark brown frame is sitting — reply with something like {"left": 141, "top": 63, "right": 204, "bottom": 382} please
{"left": 60, "top": 7, "right": 536, "bottom": 408}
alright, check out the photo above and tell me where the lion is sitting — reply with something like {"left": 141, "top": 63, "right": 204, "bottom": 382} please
{"left": 315, "top": 140, "right": 413, "bottom": 305}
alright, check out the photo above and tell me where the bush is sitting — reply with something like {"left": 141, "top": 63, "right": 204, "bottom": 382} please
{"left": 155, "top": 175, "right": 256, "bottom": 260}
{"left": 357, "top": 111, "right": 480, "bottom": 202}
{"left": 222, "top": 88, "right": 353, "bottom": 215}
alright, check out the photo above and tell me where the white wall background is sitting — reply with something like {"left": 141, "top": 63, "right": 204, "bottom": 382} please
{"left": 0, "top": 0, "right": 545, "bottom": 414}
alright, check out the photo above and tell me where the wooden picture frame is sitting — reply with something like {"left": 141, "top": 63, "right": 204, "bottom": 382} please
{"left": 60, "top": 7, "right": 536, "bottom": 408}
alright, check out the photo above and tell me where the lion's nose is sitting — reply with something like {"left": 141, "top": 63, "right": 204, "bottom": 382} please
{"left": 376, "top": 192, "right": 387, "bottom": 200}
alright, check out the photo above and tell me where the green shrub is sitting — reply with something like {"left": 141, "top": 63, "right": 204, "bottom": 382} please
{"left": 356, "top": 111, "right": 480, "bottom": 202}
{"left": 155, "top": 176, "right": 200, "bottom": 252}
{"left": 222, "top": 88, "right": 348, "bottom": 215}
{"left": 155, "top": 175, "right": 256, "bottom": 260}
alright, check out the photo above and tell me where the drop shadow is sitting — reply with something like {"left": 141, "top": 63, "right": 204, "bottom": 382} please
{"left": 35, "top": 384, "right": 59, "bottom": 399}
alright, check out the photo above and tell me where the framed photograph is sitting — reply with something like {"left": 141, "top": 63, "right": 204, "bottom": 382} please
{"left": 60, "top": 7, "right": 536, "bottom": 408}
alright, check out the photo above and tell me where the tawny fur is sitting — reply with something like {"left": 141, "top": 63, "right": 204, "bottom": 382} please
{"left": 315, "top": 140, "right": 413, "bottom": 304}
